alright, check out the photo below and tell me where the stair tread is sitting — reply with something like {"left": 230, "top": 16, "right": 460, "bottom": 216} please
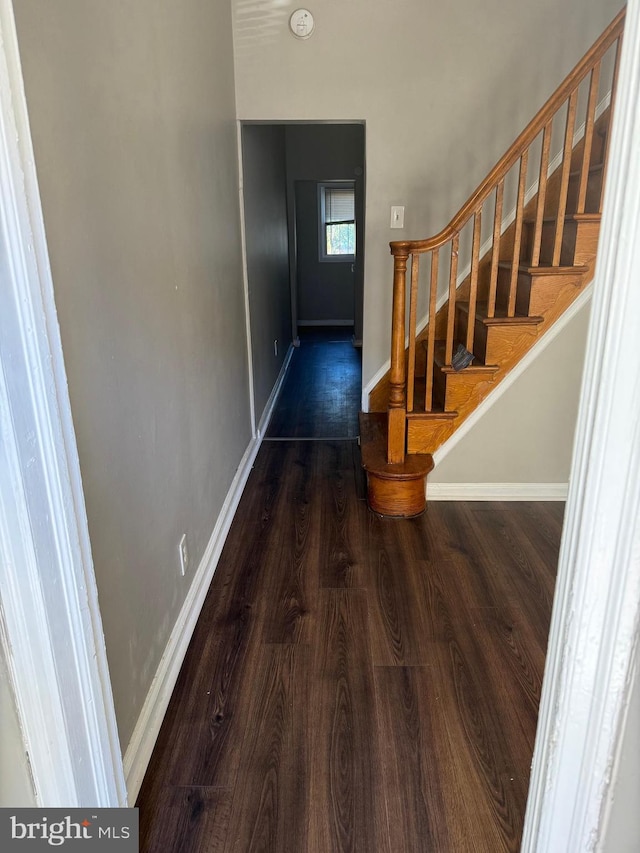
{"left": 497, "top": 261, "right": 589, "bottom": 275}
{"left": 406, "top": 408, "right": 458, "bottom": 419}
{"left": 523, "top": 213, "right": 601, "bottom": 225}
{"left": 569, "top": 162, "right": 604, "bottom": 178}
{"left": 457, "top": 301, "right": 543, "bottom": 325}
{"left": 359, "top": 412, "right": 433, "bottom": 478}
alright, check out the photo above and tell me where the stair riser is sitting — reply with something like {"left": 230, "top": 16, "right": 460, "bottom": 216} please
{"left": 566, "top": 169, "right": 603, "bottom": 215}
{"left": 590, "top": 127, "right": 608, "bottom": 165}
{"left": 454, "top": 303, "right": 539, "bottom": 365}
{"left": 521, "top": 219, "right": 600, "bottom": 267}
{"left": 496, "top": 267, "right": 585, "bottom": 316}
{"left": 455, "top": 303, "right": 489, "bottom": 362}
{"left": 571, "top": 220, "right": 601, "bottom": 266}
{"left": 434, "top": 367, "right": 496, "bottom": 413}
{"left": 407, "top": 418, "right": 455, "bottom": 455}
{"left": 484, "top": 325, "right": 538, "bottom": 366}
{"left": 521, "top": 221, "right": 578, "bottom": 267}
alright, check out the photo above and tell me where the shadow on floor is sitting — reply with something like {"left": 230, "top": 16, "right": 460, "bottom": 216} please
{"left": 266, "top": 326, "right": 362, "bottom": 439}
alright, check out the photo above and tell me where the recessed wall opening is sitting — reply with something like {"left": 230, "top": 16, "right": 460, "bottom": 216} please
{"left": 240, "top": 122, "right": 365, "bottom": 438}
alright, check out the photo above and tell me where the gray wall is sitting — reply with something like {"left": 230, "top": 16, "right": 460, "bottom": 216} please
{"left": 294, "top": 180, "right": 354, "bottom": 324}
{"left": 232, "top": 0, "right": 621, "bottom": 389}
{"left": 241, "top": 124, "right": 291, "bottom": 423}
{"left": 285, "top": 124, "right": 365, "bottom": 339}
{"left": 14, "top": 0, "right": 251, "bottom": 750}
{"left": 0, "top": 642, "right": 36, "bottom": 806}
{"left": 430, "top": 299, "right": 590, "bottom": 485}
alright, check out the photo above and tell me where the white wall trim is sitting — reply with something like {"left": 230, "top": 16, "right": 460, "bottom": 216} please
{"left": 123, "top": 341, "right": 293, "bottom": 803}
{"left": 256, "top": 343, "right": 294, "bottom": 438}
{"left": 432, "top": 283, "right": 593, "bottom": 467}
{"left": 0, "top": 0, "right": 126, "bottom": 807}
{"left": 236, "top": 121, "right": 257, "bottom": 437}
{"left": 427, "top": 483, "right": 567, "bottom": 501}
{"left": 522, "top": 2, "right": 640, "bottom": 848}
{"left": 298, "top": 319, "right": 354, "bottom": 326}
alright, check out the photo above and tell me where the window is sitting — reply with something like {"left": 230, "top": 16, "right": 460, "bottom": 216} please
{"left": 319, "top": 183, "right": 356, "bottom": 260}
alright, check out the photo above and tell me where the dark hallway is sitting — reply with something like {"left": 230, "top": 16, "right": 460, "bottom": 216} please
{"left": 266, "top": 327, "right": 361, "bottom": 440}
{"left": 137, "top": 332, "right": 560, "bottom": 852}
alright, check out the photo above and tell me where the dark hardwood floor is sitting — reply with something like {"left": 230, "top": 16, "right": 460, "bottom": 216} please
{"left": 267, "top": 326, "right": 361, "bottom": 439}
{"left": 137, "top": 331, "right": 561, "bottom": 852}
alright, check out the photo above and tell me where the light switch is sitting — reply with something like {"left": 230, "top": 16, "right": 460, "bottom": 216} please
{"left": 390, "top": 206, "right": 405, "bottom": 229}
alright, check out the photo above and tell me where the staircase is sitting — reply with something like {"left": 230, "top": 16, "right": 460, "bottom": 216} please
{"left": 360, "top": 9, "right": 625, "bottom": 517}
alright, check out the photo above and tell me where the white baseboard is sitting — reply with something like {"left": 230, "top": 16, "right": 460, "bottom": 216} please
{"left": 256, "top": 344, "right": 294, "bottom": 438}
{"left": 298, "top": 319, "right": 354, "bottom": 326}
{"left": 123, "top": 346, "right": 294, "bottom": 804}
{"left": 427, "top": 482, "right": 568, "bottom": 501}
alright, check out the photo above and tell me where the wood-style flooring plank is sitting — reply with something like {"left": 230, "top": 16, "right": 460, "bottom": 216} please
{"left": 254, "top": 442, "right": 319, "bottom": 645}
{"left": 431, "top": 631, "right": 528, "bottom": 851}
{"left": 365, "top": 517, "right": 433, "bottom": 665}
{"left": 460, "top": 607, "right": 544, "bottom": 779}
{"left": 464, "top": 504, "right": 556, "bottom": 639}
{"left": 139, "top": 787, "right": 232, "bottom": 853}
{"left": 319, "top": 442, "right": 370, "bottom": 589}
{"left": 375, "top": 666, "right": 465, "bottom": 852}
{"left": 223, "top": 645, "right": 310, "bottom": 853}
{"left": 310, "top": 588, "right": 390, "bottom": 853}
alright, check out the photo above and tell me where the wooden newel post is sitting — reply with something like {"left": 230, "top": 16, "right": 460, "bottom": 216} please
{"left": 388, "top": 252, "right": 408, "bottom": 463}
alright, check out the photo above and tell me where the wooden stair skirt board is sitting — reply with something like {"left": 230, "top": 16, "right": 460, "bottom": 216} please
{"left": 359, "top": 412, "right": 433, "bottom": 517}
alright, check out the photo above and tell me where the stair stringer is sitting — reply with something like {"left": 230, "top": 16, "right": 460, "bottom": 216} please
{"left": 406, "top": 255, "right": 596, "bottom": 455}
{"left": 431, "top": 280, "right": 593, "bottom": 468}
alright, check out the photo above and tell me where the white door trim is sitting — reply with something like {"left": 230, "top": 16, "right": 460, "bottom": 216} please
{"left": 522, "top": 0, "right": 640, "bottom": 848}
{"left": 0, "top": 0, "right": 126, "bottom": 806}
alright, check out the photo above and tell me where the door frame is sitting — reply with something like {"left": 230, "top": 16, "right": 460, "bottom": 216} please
{"left": 0, "top": 0, "right": 126, "bottom": 806}
{"left": 522, "top": 0, "right": 640, "bottom": 846}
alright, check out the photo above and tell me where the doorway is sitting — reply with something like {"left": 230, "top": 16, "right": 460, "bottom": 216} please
{"left": 240, "top": 122, "right": 365, "bottom": 435}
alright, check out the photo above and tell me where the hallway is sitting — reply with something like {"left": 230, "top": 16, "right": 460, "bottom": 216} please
{"left": 137, "top": 332, "right": 560, "bottom": 852}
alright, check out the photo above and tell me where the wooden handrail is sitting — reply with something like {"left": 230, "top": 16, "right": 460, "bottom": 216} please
{"left": 389, "top": 8, "right": 625, "bottom": 258}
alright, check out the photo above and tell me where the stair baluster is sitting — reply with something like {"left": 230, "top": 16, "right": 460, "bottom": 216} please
{"left": 487, "top": 181, "right": 504, "bottom": 318}
{"left": 445, "top": 235, "right": 459, "bottom": 364}
{"left": 600, "top": 35, "right": 623, "bottom": 213}
{"left": 577, "top": 63, "right": 602, "bottom": 214}
{"left": 552, "top": 92, "right": 579, "bottom": 265}
{"left": 466, "top": 212, "right": 482, "bottom": 348}
{"left": 424, "top": 249, "right": 439, "bottom": 412}
{"left": 530, "top": 122, "right": 552, "bottom": 267}
{"left": 406, "top": 253, "right": 419, "bottom": 413}
{"left": 508, "top": 151, "right": 529, "bottom": 316}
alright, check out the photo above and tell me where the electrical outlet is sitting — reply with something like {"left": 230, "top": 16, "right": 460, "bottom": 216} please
{"left": 178, "top": 533, "right": 189, "bottom": 576}
{"left": 274, "top": 339, "right": 278, "bottom": 357}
